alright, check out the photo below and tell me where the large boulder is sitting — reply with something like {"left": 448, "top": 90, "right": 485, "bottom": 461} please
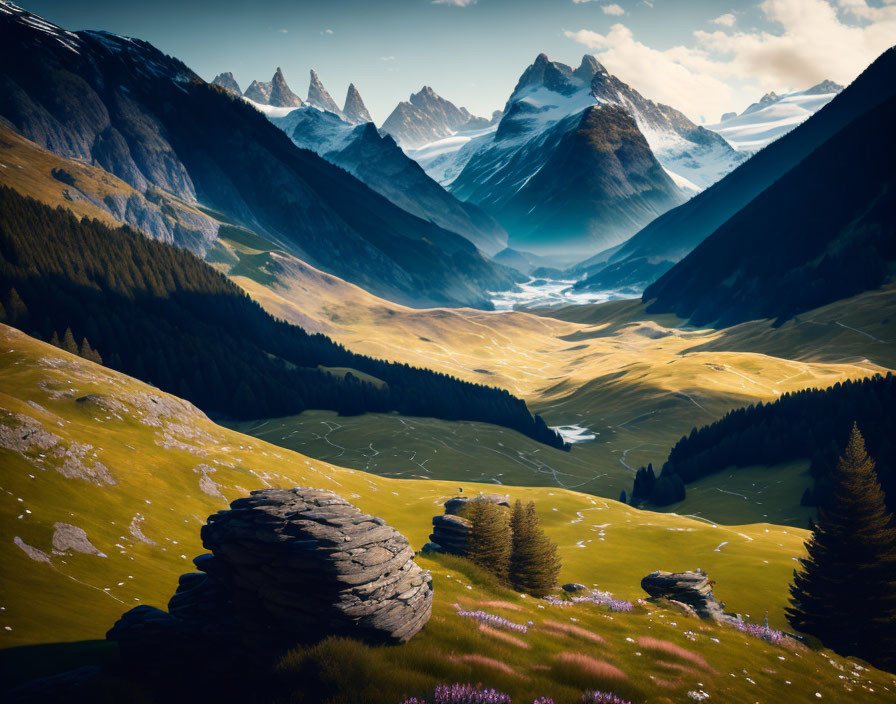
{"left": 108, "top": 488, "right": 432, "bottom": 662}
{"left": 640, "top": 569, "right": 740, "bottom": 624}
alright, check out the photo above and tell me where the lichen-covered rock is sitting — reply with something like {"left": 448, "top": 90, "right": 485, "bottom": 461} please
{"left": 107, "top": 488, "right": 432, "bottom": 662}
{"left": 641, "top": 569, "right": 741, "bottom": 625}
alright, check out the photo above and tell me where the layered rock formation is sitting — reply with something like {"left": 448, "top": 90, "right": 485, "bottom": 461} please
{"left": 307, "top": 69, "right": 342, "bottom": 117}
{"left": 430, "top": 513, "right": 471, "bottom": 555}
{"left": 108, "top": 488, "right": 433, "bottom": 664}
{"left": 641, "top": 569, "right": 740, "bottom": 624}
{"left": 429, "top": 494, "right": 510, "bottom": 554}
{"left": 212, "top": 72, "right": 241, "bottom": 96}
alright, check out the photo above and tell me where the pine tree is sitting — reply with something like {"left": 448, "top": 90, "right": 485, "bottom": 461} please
{"left": 61, "top": 327, "right": 79, "bottom": 355}
{"left": 786, "top": 424, "right": 896, "bottom": 669}
{"left": 5, "top": 288, "right": 27, "bottom": 324}
{"left": 465, "top": 501, "right": 511, "bottom": 582}
{"left": 50, "top": 331, "right": 61, "bottom": 348}
{"left": 509, "top": 500, "right": 561, "bottom": 597}
{"left": 79, "top": 337, "right": 103, "bottom": 365}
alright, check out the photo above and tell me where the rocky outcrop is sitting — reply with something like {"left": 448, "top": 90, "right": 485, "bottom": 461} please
{"left": 430, "top": 513, "right": 472, "bottom": 555}
{"left": 107, "top": 488, "right": 432, "bottom": 663}
{"left": 641, "top": 569, "right": 740, "bottom": 624}
{"left": 429, "top": 494, "right": 510, "bottom": 554}
{"left": 444, "top": 494, "right": 509, "bottom": 516}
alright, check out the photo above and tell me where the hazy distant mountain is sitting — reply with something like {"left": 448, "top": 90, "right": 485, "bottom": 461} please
{"left": 382, "top": 86, "right": 492, "bottom": 147}
{"left": 573, "top": 49, "right": 896, "bottom": 295}
{"left": 212, "top": 71, "right": 241, "bottom": 96}
{"left": 343, "top": 83, "right": 372, "bottom": 124}
{"left": 0, "top": 3, "right": 515, "bottom": 308}
{"left": 307, "top": 69, "right": 342, "bottom": 117}
{"left": 269, "top": 107, "right": 509, "bottom": 254}
{"left": 708, "top": 80, "right": 843, "bottom": 153}
{"left": 446, "top": 54, "right": 688, "bottom": 261}
{"left": 643, "top": 89, "right": 896, "bottom": 327}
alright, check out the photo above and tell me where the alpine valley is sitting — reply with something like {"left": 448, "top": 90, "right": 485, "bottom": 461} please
{"left": 1, "top": 2, "right": 895, "bottom": 704}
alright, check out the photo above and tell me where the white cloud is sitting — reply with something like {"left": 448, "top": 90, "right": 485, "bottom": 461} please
{"left": 279, "top": 28, "right": 288, "bottom": 34}
{"left": 602, "top": 3, "right": 626, "bottom": 14}
{"left": 712, "top": 13, "right": 736, "bottom": 27}
{"left": 432, "top": 0, "right": 477, "bottom": 6}
{"left": 380, "top": 55, "right": 396, "bottom": 61}
{"left": 321, "top": 28, "right": 334, "bottom": 35}
{"left": 565, "top": 0, "right": 896, "bottom": 121}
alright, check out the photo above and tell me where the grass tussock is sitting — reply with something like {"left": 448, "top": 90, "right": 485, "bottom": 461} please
{"left": 637, "top": 637, "right": 712, "bottom": 672}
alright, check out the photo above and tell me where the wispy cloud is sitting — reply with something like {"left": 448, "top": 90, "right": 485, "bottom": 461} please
{"left": 602, "top": 3, "right": 626, "bottom": 14}
{"left": 432, "top": 0, "right": 477, "bottom": 6}
{"left": 380, "top": 55, "right": 396, "bottom": 61}
{"left": 711, "top": 13, "right": 736, "bottom": 27}
{"left": 321, "top": 28, "right": 334, "bottom": 35}
{"left": 279, "top": 28, "right": 288, "bottom": 34}
{"left": 565, "top": 0, "right": 896, "bottom": 121}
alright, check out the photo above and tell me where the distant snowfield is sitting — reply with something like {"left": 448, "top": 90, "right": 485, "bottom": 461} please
{"left": 551, "top": 424, "right": 597, "bottom": 444}
{"left": 707, "top": 91, "right": 838, "bottom": 153}
{"left": 490, "top": 277, "right": 636, "bottom": 310}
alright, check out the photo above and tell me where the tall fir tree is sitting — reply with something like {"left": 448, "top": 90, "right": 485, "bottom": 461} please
{"left": 509, "top": 500, "right": 561, "bottom": 597}
{"left": 786, "top": 424, "right": 896, "bottom": 670}
{"left": 60, "top": 327, "right": 79, "bottom": 355}
{"left": 464, "top": 501, "right": 511, "bottom": 582}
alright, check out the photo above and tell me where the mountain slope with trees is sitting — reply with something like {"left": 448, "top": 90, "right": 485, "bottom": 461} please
{"left": 631, "top": 374, "right": 896, "bottom": 511}
{"left": 643, "top": 92, "right": 896, "bottom": 327}
{"left": 0, "top": 3, "right": 514, "bottom": 308}
{"left": 575, "top": 46, "right": 896, "bottom": 293}
{"left": 0, "top": 186, "right": 566, "bottom": 448}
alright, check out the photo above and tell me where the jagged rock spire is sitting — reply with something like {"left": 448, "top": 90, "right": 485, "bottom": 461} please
{"left": 307, "top": 69, "right": 342, "bottom": 117}
{"left": 343, "top": 83, "right": 372, "bottom": 124}
{"left": 269, "top": 67, "right": 304, "bottom": 108}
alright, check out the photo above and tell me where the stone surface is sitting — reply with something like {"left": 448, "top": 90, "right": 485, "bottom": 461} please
{"left": 641, "top": 569, "right": 741, "bottom": 624}
{"left": 430, "top": 494, "right": 510, "bottom": 555}
{"left": 443, "top": 494, "right": 509, "bottom": 516}
{"left": 108, "top": 488, "right": 432, "bottom": 661}
{"left": 562, "top": 583, "right": 588, "bottom": 593}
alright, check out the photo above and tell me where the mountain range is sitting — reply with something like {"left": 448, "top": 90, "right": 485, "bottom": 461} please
{"left": 268, "top": 107, "right": 509, "bottom": 254}
{"left": 0, "top": 3, "right": 513, "bottom": 308}
{"left": 442, "top": 54, "right": 726, "bottom": 261}
{"left": 573, "top": 49, "right": 895, "bottom": 295}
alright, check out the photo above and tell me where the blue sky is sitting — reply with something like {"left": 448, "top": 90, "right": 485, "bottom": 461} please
{"left": 23, "top": 0, "right": 896, "bottom": 124}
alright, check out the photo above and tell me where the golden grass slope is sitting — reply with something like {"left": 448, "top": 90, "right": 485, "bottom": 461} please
{"left": 1, "top": 324, "right": 809, "bottom": 645}
{"left": 3, "top": 325, "right": 896, "bottom": 703}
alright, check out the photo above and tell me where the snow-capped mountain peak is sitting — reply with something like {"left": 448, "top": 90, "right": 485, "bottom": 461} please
{"left": 708, "top": 80, "right": 844, "bottom": 153}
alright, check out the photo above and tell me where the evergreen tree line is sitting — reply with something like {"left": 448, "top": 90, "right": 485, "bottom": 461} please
{"left": 629, "top": 374, "right": 896, "bottom": 509}
{"left": 788, "top": 424, "right": 896, "bottom": 671}
{"left": 0, "top": 187, "right": 567, "bottom": 449}
{"left": 463, "top": 499, "right": 562, "bottom": 597}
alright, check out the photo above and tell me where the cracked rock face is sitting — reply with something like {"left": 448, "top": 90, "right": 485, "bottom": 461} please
{"left": 108, "top": 488, "right": 432, "bottom": 662}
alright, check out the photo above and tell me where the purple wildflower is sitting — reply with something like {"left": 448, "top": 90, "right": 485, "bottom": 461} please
{"left": 581, "top": 692, "right": 632, "bottom": 704}
{"left": 543, "top": 592, "right": 633, "bottom": 612}
{"left": 533, "top": 698, "right": 554, "bottom": 704}
{"left": 734, "top": 621, "right": 788, "bottom": 644}
{"left": 400, "top": 699, "right": 427, "bottom": 704}
{"left": 457, "top": 609, "right": 528, "bottom": 633}
{"left": 433, "top": 684, "right": 512, "bottom": 704}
